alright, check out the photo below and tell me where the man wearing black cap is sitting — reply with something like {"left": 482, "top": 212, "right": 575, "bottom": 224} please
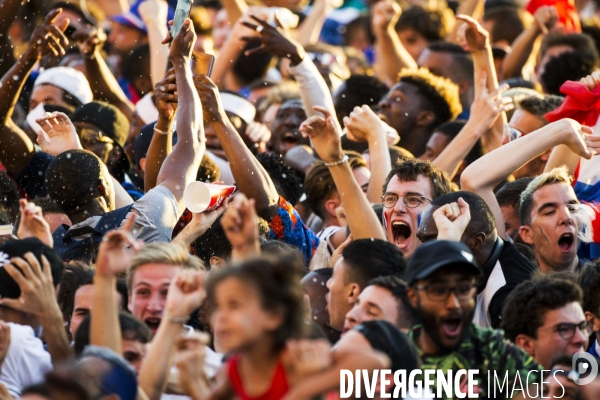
{"left": 70, "top": 101, "right": 136, "bottom": 190}
{"left": 406, "top": 240, "right": 540, "bottom": 398}
{"left": 417, "top": 191, "right": 536, "bottom": 329}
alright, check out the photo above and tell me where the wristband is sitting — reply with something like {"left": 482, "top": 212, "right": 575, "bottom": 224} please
{"left": 324, "top": 155, "right": 349, "bottom": 167}
{"left": 154, "top": 123, "right": 173, "bottom": 135}
{"left": 169, "top": 317, "right": 186, "bottom": 324}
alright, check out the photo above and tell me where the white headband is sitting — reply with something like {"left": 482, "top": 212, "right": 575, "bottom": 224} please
{"left": 220, "top": 93, "right": 256, "bottom": 125}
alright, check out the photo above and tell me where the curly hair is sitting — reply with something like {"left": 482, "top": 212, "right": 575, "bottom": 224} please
{"left": 206, "top": 255, "right": 306, "bottom": 353}
{"left": 540, "top": 51, "right": 599, "bottom": 96}
{"left": 395, "top": 6, "right": 449, "bottom": 42}
{"left": 383, "top": 158, "right": 454, "bottom": 199}
{"left": 501, "top": 275, "right": 582, "bottom": 342}
{"left": 256, "top": 153, "right": 304, "bottom": 205}
{"left": 398, "top": 68, "right": 462, "bottom": 128}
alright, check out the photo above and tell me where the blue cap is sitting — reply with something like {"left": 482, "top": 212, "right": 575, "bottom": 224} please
{"left": 110, "top": 0, "right": 175, "bottom": 34}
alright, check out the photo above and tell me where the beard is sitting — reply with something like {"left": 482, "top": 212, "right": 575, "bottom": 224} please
{"left": 417, "top": 301, "right": 475, "bottom": 355}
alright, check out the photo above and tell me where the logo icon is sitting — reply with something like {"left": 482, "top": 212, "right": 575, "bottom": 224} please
{"left": 571, "top": 352, "right": 598, "bottom": 385}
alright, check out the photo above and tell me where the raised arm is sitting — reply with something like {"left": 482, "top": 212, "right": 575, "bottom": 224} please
{"left": 501, "top": 6, "right": 558, "bottom": 79}
{"left": 294, "top": 0, "right": 338, "bottom": 47}
{"left": 76, "top": 26, "right": 135, "bottom": 123}
{"left": 342, "top": 105, "right": 392, "bottom": 203}
{"left": 545, "top": 72, "right": 600, "bottom": 174}
{"left": 92, "top": 215, "right": 143, "bottom": 354}
{"left": 156, "top": 19, "right": 206, "bottom": 210}
{"left": 221, "top": 193, "right": 261, "bottom": 262}
{"left": 433, "top": 73, "right": 510, "bottom": 178}
{"left": 301, "top": 106, "right": 386, "bottom": 240}
{"left": 139, "top": 0, "right": 171, "bottom": 89}
{"left": 1, "top": 252, "right": 72, "bottom": 364}
{"left": 144, "top": 69, "right": 177, "bottom": 192}
{"left": 195, "top": 75, "right": 279, "bottom": 220}
{"left": 446, "top": 0, "right": 483, "bottom": 43}
{"left": 461, "top": 119, "right": 600, "bottom": 239}
{"left": 0, "top": 9, "right": 68, "bottom": 177}
{"left": 372, "top": 0, "right": 417, "bottom": 87}
{"left": 240, "top": 15, "right": 337, "bottom": 122}
{"left": 456, "top": 15, "right": 505, "bottom": 152}
{"left": 0, "top": 0, "right": 21, "bottom": 78}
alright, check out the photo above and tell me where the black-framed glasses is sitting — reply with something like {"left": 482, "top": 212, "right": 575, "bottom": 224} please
{"left": 414, "top": 282, "right": 477, "bottom": 302}
{"left": 381, "top": 193, "right": 432, "bottom": 209}
{"left": 540, "top": 321, "right": 587, "bottom": 341}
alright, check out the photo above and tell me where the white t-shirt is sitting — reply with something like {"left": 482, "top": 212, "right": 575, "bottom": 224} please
{"left": 0, "top": 323, "right": 52, "bottom": 397}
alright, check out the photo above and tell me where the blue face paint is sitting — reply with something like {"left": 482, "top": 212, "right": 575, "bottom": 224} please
{"left": 417, "top": 211, "right": 422, "bottom": 228}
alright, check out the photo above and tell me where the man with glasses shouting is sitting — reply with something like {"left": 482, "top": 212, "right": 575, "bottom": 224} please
{"left": 406, "top": 240, "right": 541, "bottom": 398}
{"left": 381, "top": 158, "right": 454, "bottom": 259}
{"left": 502, "top": 275, "right": 588, "bottom": 370}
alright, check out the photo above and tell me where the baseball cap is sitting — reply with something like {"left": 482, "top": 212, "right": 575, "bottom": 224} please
{"left": 71, "top": 101, "right": 132, "bottom": 171}
{"left": 110, "top": 0, "right": 174, "bottom": 34}
{"left": 34, "top": 67, "right": 93, "bottom": 105}
{"left": 0, "top": 238, "right": 64, "bottom": 299}
{"left": 405, "top": 240, "right": 480, "bottom": 285}
{"left": 71, "top": 101, "right": 130, "bottom": 148}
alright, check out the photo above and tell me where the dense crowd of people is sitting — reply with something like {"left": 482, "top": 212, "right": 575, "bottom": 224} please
{"left": 3, "top": 0, "right": 600, "bottom": 397}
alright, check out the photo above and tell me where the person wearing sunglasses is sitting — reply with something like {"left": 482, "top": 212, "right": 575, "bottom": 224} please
{"left": 406, "top": 240, "right": 541, "bottom": 398}
{"left": 69, "top": 101, "right": 132, "bottom": 186}
{"left": 501, "top": 275, "right": 588, "bottom": 369}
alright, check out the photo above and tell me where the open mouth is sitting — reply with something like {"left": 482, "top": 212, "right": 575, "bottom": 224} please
{"left": 558, "top": 233, "right": 575, "bottom": 252}
{"left": 441, "top": 317, "right": 462, "bottom": 338}
{"left": 144, "top": 318, "right": 162, "bottom": 332}
{"left": 392, "top": 221, "right": 411, "bottom": 248}
{"left": 282, "top": 131, "right": 299, "bottom": 144}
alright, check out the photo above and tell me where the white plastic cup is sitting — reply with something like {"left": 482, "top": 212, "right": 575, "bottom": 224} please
{"left": 184, "top": 182, "right": 236, "bottom": 213}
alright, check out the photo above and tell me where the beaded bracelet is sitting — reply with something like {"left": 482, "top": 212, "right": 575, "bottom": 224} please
{"left": 324, "top": 155, "right": 349, "bottom": 167}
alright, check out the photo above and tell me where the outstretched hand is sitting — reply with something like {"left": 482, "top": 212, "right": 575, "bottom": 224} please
{"left": 155, "top": 68, "right": 178, "bottom": 120}
{"left": 35, "top": 112, "right": 82, "bottom": 156}
{"left": 221, "top": 193, "right": 259, "bottom": 253}
{"left": 175, "top": 332, "right": 211, "bottom": 399}
{"left": 27, "top": 8, "right": 69, "bottom": 58}
{"left": 0, "top": 253, "right": 60, "bottom": 318}
{"left": 433, "top": 198, "right": 471, "bottom": 241}
{"left": 558, "top": 119, "right": 600, "bottom": 159}
{"left": 164, "top": 18, "right": 196, "bottom": 62}
{"left": 16, "top": 199, "right": 53, "bottom": 247}
{"left": 239, "top": 15, "right": 305, "bottom": 66}
{"left": 469, "top": 72, "right": 511, "bottom": 135}
{"left": 456, "top": 15, "right": 489, "bottom": 53}
{"left": 194, "top": 74, "right": 226, "bottom": 124}
{"left": 299, "top": 106, "right": 343, "bottom": 164}
{"left": 96, "top": 214, "right": 144, "bottom": 278}
{"left": 533, "top": 5, "right": 559, "bottom": 35}
{"left": 74, "top": 25, "right": 107, "bottom": 59}
{"left": 343, "top": 105, "right": 387, "bottom": 143}
{"left": 165, "top": 269, "right": 207, "bottom": 320}
{"left": 580, "top": 71, "right": 600, "bottom": 92}
{"left": 371, "top": 0, "right": 401, "bottom": 34}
